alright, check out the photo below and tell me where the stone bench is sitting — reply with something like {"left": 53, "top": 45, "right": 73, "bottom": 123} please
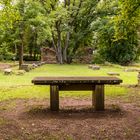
{"left": 32, "top": 76, "right": 122, "bottom": 111}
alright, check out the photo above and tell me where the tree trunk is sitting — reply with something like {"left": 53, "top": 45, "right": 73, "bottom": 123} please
{"left": 63, "top": 0, "right": 70, "bottom": 63}
{"left": 63, "top": 32, "right": 70, "bottom": 63}
{"left": 18, "top": 0, "right": 25, "bottom": 69}
{"left": 56, "top": 22, "right": 63, "bottom": 64}
{"left": 19, "top": 39, "right": 24, "bottom": 68}
{"left": 57, "top": 33, "right": 63, "bottom": 64}
{"left": 33, "top": 51, "right": 36, "bottom": 60}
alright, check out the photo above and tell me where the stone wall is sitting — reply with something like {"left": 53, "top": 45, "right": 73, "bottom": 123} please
{"left": 41, "top": 47, "right": 57, "bottom": 64}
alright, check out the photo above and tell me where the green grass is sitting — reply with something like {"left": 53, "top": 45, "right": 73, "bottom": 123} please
{"left": 0, "top": 64, "right": 136, "bottom": 101}
{"left": 0, "top": 64, "right": 138, "bottom": 86}
{"left": 0, "top": 85, "right": 127, "bottom": 101}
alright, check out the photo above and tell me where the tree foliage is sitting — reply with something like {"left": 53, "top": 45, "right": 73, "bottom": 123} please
{"left": 0, "top": 0, "right": 140, "bottom": 65}
{"left": 0, "top": 0, "right": 20, "bottom": 29}
{"left": 95, "top": 0, "right": 140, "bottom": 65}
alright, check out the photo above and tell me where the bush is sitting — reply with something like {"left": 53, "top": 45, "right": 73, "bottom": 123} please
{"left": 92, "top": 51, "right": 105, "bottom": 64}
{"left": 15, "top": 54, "right": 40, "bottom": 61}
{"left": 98, "top": 39, "right": 139, "bottom": 65}
{"left": 0, "top": 55, "right": 4, "bottom": 61}
{"left": 96, "top": 21, "right": 139, "bottom": 66}
{"left": 0, "top": 42, "right": 16, "bottom": 61}
{"left": 0, "top": 53, "right": 15, "bottom": 61}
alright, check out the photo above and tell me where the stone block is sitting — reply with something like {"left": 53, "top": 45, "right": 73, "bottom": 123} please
{"left": 88, "top": 65, "right": 93, "bottom": 69}
{"left": 32, "top": 63, "right": 38, "bottom": 68}
{"left": 107, "top": 72, "right": 120, "bottom": 76}
{"left": 4, "top": 69, "right": 12, "bottom": 75}
{"left": 92, "top": 65, "right": 100, "bottom": 70}
{"left": 15, "top": 70, "right": 26, "bottom": 75}
{"left": 20, "top": 64, "right": 30, "bottom": 72}
{"left": 124, "top": 68, "right": 140, "bottom": 72}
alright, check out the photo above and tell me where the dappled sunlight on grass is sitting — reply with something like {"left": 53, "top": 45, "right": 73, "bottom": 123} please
{"left": 0, "top": 64, "right": 138, "bottom": 86}
{"left": 0, "top": 86, "right": 49, "bottom": 101}
{"left": 0, "top": 64, "right": 136, "bottom": 101}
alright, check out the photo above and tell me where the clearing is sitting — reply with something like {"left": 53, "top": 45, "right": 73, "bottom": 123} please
{"left": 0, "top": 63, "right": 140, "bottom": 140}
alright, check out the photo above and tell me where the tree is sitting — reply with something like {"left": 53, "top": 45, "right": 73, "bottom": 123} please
{"left": 0, "top": 0, "right": 20, "bottom": 61}
{"left": 0, "top": 0, "right": 20, "bottom": 29}
{"left": 9, "top": 0, "right": 50, "bottom": 68}
{"left": 94, "top": 0, "right": 140, "bottom": 65}
{"left": 113, "top": 0, "right": 140, "bottom": 65}
{"left": 46, "top": 0, "right": 99, "bottom": 64}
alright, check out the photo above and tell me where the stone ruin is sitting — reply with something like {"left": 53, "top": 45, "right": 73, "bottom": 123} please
{"left": 41, "top": 47, "right": 57, "bottom": 64}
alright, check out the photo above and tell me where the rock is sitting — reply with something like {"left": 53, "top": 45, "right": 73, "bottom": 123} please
{"left": 107, "top": 72, "right": 120, "bottom": 76}
{"left": 136, "top": 69, "right": 140, "bottom": 72}
{"left": 88, "top": 65, "right": 100, "bottom": 70}
{"left": 92, "top": 65, "right": 100, "bottom": 70}
{"left": 32, "top": 63, "right": 38, "bottom": 68}
{"left": 41, "top": 62, "right": 46, "bottom": 65}
{"left": 20, "top": 64, "right": 30, "bottom": 72}
{"left": 88, "top": 65, "right": 93, "bottom": 69}
{"left": 37, "top": 63, "right": 41, "bottom": 66}
{"left": 4, "top": 69, "right": 12, "bottom": 75}
{"left": 124, "top": 68, "right": 140, "bottom": 72}
{"left": 15, "top": 70, "right": 26, "bottom": 75}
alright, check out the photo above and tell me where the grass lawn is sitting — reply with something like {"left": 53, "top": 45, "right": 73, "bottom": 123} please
{"left": 0, "top": 64, "right": 137, "bottom": 101}
{"left": 0, "top": 63, "right": 140, "bottom": 140}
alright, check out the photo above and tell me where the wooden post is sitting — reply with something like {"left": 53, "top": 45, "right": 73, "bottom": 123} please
{"left": 50, "top": 85, "right": 59, "bottom": 111}
{"left": 92, "top": 85, "right": 104, "bottom": 111}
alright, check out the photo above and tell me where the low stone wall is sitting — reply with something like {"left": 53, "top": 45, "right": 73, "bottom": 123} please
{"left": 20, "top": 62, "right": 46, "bottom": 72}
{"left": 4, "top": 62, "right": 47, "bottom": 75}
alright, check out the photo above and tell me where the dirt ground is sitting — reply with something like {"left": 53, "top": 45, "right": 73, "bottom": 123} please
{"left": 0, "top": 87, "right": 140, "bottom": 140}
{"left": 0, "top": 64, "right": 11, "bottom": 70}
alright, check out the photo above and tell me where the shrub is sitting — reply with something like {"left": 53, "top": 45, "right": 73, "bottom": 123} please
{"left": 92, "top": 51, "right": 105, "bottom": 64}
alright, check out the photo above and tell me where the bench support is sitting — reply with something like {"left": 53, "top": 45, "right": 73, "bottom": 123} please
{"left": 92, "top": 85, "right": 104, "bottom": 111}
{"left": 50, "top": 85, "right": 59, "bottom": 111}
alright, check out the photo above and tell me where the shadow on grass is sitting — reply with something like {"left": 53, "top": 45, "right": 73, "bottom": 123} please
{"left": 25, "top": 105, "right": 126, "bottom": 120}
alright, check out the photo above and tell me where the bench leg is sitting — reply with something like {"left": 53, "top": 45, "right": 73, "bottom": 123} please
{"left": 50, "top": 85, "right": 59, "bottom": 111}
{"left": 92, "top": 85, "right": 104, "bottom": 111}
